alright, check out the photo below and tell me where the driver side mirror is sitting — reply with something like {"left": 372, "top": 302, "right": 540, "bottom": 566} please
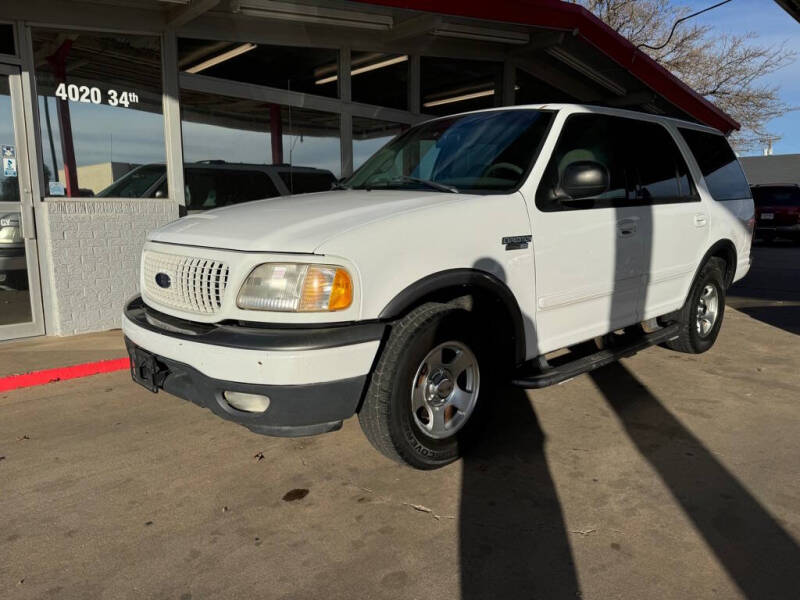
{"left": 560, "top": 160, "right": 610, "bottom": 201}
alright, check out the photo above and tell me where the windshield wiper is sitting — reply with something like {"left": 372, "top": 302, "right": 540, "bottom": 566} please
{"left": 331, "top": 181, "right": 351, "bottom": 190}
{"left": 389, "top": 176, "right": 459, "bottom": 194}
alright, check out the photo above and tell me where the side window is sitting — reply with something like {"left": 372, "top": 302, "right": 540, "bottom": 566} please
{"left": 631, "top": 122, "right": 697, "bottom": 203}
{"left": 679, "top": 128, "right": 750, "bottom": 201}
{"left": 536, "top": 114, "right": 631, "bottom": 211}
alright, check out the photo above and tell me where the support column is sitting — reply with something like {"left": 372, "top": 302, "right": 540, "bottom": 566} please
{"left": 47, "top": 41, "right": 78, "bottom": 197}
{"left": 339, "top": 47, "right": 352, "bottom": 178}
{"left": 162, "top": 31, "right": 186, "bottom": 205}
{"left": 408, "top": 55, "right": 421, "bottom": 115}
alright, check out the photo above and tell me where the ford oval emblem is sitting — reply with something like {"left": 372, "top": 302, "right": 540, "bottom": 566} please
{"left": 155, "top": 272, "right": 171, "bottom": 289}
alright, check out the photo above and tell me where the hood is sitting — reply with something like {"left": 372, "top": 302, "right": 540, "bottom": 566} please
{"left": 148, "top": 190, "right": 465, "bottom": 253}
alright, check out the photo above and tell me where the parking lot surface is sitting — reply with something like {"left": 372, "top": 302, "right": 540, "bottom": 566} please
{"left": 1, "top": 246, "right": 799, "bottom": 600}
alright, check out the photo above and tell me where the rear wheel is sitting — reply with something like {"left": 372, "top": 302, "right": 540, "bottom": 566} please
{"left": 662, "top": 257, "right": 726, "bottom": 354}
{"left": 358, "top": 302, "right": 491, "bottom": 469}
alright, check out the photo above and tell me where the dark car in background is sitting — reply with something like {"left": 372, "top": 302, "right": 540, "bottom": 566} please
{"left": 752, "top": 184, "right": 800, "bottom": 243}
{"left": 97, "top": 161, "right": 338, "bottom": 211}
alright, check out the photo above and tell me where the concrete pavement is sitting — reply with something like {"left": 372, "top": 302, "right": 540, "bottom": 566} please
{"left": 0, "top": 330, "right": 126, "bottom": 378}
{"left": 1, "top": 248, "right": 799, "bottom": 599}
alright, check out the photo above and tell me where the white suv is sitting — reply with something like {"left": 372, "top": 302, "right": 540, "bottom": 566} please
{"left": 123, "top": 105, "right": 754, "bottom": 469}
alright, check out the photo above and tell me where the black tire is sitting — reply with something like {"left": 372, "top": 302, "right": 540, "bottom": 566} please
{"left": 662, "top": 257, "right": 726, "bottom": 354}
{"left": 358, "top": 302, "right": 492, "bottom": 470}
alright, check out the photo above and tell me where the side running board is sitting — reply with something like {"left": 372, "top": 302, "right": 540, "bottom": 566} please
{"left": 511, "top": 324, "right": 680, "bottom": 389}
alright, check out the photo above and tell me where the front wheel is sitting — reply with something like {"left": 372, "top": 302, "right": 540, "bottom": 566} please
{"left": 358, "top": 302, "right": 490, "bottom": 469}
{"left": 662, "top": 257, "right": 726, "bottom": 354}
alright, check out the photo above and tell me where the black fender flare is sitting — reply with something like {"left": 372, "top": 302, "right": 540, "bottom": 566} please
{"left": 378, "top": 268, "right": 527, "bottom": 364}
{"left": 695, "top": 239, "right": 738, "bottom": 289}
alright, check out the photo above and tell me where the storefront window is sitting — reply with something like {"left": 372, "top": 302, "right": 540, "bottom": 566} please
{"left": 421, "top": 57, "right": 502, "bottom": 116}
{"left": 353, "top": 116, "right": 405, "bottom": 171}
{"left": 32, "top": 29, "right": 165, "bottom": 198}
{"left": 350, "top": 52, "right": 408, "bottom": 110}
{"left": 180, "top": 89, "right": 340, "bottom": 208}
{"left": 179, "top": 39, "right": 339, "bottom": 99}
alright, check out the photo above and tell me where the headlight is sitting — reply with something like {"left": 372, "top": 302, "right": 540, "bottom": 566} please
{"left": 237, "top": 263, "right": 353, "bottom": 312}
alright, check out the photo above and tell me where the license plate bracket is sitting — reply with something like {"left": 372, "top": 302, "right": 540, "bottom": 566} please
{"left": 130, "top": 347, "right": 168, "bottom": 393}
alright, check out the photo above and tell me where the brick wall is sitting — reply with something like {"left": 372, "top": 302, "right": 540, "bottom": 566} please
{"left": 38, "top": 199, "right": 179, "bottom": 335}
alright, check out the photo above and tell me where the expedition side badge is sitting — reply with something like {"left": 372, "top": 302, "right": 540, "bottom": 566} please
{"left": 502, "top": 235, "right": 532, "bottom": 250}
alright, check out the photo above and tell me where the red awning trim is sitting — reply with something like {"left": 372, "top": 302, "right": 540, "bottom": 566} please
{"left": 355, "top": 0, "right": 739, "bottom": 133}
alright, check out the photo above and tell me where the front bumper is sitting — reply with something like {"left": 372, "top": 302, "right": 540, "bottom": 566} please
{"left": 123, "top": 297, "right": 384, "bottom": 437}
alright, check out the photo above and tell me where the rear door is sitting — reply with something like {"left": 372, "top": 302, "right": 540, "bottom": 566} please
{"left": 634, "top": 121, "right": 707, "bottom": 320}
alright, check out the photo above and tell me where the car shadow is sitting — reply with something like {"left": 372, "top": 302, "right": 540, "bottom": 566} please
{"left": 589, "top": 361, "right": 800, "bottom": 599}
{"left": 459, "top": 386, "right": 581, "bottom": 599}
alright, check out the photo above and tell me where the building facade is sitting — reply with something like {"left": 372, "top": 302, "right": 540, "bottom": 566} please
{"left": 0, "top": 0, "right": 738, "bottom": 341}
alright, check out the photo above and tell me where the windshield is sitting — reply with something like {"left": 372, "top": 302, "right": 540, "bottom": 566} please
{"left": 752, "top": 186, "right": 800, "bottom": 207}
{"left": 97, "top": 165, "right": 165, "bottom": 198}
{"left": 346, "top": 110, "right": 553, "bottom": 194}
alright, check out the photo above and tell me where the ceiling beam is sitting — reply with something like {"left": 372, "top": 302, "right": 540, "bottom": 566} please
{"left": 167, "top": 0, "right": 221, "bottom": 28}
{"left": 388, "top": 14, "right": 442, "bottom": 41}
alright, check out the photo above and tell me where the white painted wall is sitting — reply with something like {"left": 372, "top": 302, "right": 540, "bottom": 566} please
{"left": 36, "top": 199, "right": 178, "bottom": 335}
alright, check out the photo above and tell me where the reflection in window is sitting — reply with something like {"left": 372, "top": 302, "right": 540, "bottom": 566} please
{"left": 180, "top": 90, "right": 339, "bottom": 206}
{"left": 32, "top": 29, "right": 165, "bottom": 198}
{"left": 178, "top": 39, "right": 339, "bottom": 99}
{"left": 353, "top": 116, "right": 406, "bottom": 171}
{"left": 1, "top": 78, "right": 20, "bottom": 202}
{"left": 421, "top": 57, "right": 502, "bottom": 116}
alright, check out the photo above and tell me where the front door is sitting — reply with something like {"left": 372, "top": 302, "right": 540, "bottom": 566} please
{"left": 0, "top": 64, "right": 45, "bottom": 340}
{"left": 530, "top": 113, "right": 647, "bottom": 354}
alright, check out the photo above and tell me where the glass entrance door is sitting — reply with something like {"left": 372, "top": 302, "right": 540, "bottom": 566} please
{"left": 0, "top": 64, "right": 45, "bottom": 340}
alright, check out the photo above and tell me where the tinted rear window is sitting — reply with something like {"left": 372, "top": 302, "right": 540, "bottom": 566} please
{"left": 679, "top": 128, "right": 750, "bottom": 201}
{"left": 752, "top": 186, "right": 800, "bottom": 207}
{"left": 278, "top": 171, "right": 336, "bottom": 194}
{"left": 184, "top": 169, "right": 280, "bottom": 210}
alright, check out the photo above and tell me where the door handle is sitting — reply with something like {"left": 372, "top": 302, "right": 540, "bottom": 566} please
{"left": 617, "top": 219, "right": 638, "bottom": 237}
{"left": 694, "top": 213, "right": 708, "bottom": 228}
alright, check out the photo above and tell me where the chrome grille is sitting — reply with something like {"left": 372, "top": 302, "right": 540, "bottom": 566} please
{"left": 142, "top": 250, "right": 230, "bottom": 315}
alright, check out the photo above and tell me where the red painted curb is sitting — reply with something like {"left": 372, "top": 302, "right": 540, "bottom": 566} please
{"left": 0, "top": 357, "right": 131, "bottom": 393}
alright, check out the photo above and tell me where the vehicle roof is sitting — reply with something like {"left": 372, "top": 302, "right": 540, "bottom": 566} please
{"left": 420, "top": 104, "right": 724, "bottom": 136}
